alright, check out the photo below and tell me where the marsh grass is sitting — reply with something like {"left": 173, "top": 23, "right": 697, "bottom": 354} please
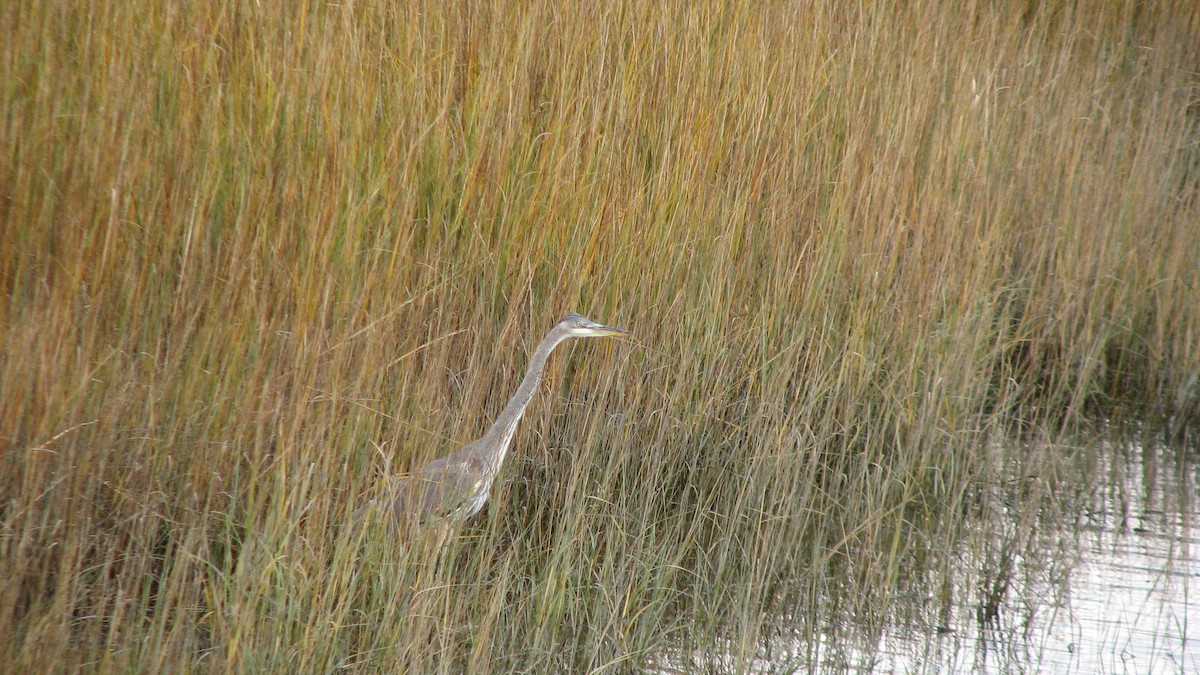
{"left": 2, "top": 1, "right": 1199, "bottom": 671}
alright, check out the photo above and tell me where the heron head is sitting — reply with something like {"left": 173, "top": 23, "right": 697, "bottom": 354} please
{"left": 558, "top": 311, "right": 632, "bottom": 339}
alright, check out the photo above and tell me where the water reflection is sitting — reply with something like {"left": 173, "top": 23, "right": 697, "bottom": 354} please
{"left": 870, "top": 433, "right": 1198, "bottom": 674}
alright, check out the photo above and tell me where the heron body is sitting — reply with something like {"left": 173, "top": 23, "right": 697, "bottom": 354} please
{"left": 365, "top": 311, "right": 631, "bottom": 534}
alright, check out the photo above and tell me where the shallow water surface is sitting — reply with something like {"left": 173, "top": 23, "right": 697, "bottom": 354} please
{"left": 861, "top": 435, "right": 1198, "bottom": 674}
{"left": 671, "top": 432, "right": 1199, "bottom": 674}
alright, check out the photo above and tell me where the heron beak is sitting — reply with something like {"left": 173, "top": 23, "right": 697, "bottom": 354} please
{"left": 594, "top": 323, "right": 632, "bottom": 337}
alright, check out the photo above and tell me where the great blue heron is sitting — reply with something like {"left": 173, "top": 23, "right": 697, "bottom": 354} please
{"left": 357, "top": 311, "right": 631, "bottom": 534}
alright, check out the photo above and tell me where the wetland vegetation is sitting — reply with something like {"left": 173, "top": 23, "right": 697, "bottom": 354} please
{"left": 2, "top": 1, "right": 1198, "bottom": 672}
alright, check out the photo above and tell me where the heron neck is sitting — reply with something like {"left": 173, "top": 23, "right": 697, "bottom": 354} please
{"left": 477, "top": 328, "right": 568, "bottom": 476}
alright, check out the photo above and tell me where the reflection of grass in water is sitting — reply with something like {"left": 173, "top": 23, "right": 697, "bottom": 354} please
{"left": 730, "top": 431, "right": 1160, "bottom": 672}
{"left": 848, "top": 429, "right": 1196, "bottom": 674}
{"left": 2, "top": 2, "right": 1199, "bottom": 671}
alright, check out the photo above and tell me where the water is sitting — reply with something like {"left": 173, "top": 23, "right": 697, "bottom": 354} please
{"left": 671, "top": 431, "right": 1199, "bottom": 674}
{"left": 857, "top": 434, "right": 1199, "bottom": 674}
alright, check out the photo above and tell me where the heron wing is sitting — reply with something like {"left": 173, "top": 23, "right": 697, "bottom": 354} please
{"left": 392, "top": 456, "right": 486, "bottom": 526}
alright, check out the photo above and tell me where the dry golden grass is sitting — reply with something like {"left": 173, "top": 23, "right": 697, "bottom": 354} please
{"left": 2, "top": 1, "right": 1198, "bottom": 671}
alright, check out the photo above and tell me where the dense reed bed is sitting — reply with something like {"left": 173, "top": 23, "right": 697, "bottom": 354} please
{"left": 2, "top": 1, "right": 1198, "bottom": 671}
